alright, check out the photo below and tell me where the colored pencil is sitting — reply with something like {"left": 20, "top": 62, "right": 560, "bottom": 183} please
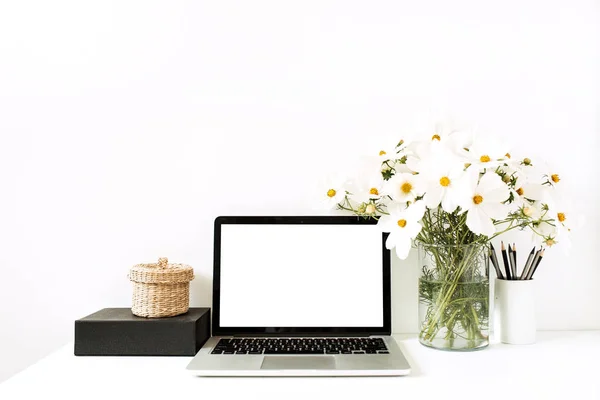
{"left": 519, "top": 247, "right": 536, "bottom": 280}
{"left": 527, "top": 249, "right": 545, "bottom": 280}
{"left": 501, "top": 242, "right": 512, "bottom": 280}
{"left": 525, "top": 249, "right": 542, "bottom": 280}
{"left": 490, "top": 243, "right": 504, "bottom": 280}
{"left": 508, "top": 243, "right": 516, "bottom": 279}
{"left": 511, "top": 243, "right": 518, "bottom": 279}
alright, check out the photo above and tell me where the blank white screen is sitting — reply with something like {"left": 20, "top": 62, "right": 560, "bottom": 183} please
{"left": 219, "top": 224, "right": 384, "bottom": 327}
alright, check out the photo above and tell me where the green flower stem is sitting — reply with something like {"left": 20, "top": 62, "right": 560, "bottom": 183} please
{"left": 421, "top": 254, "right": 473, "bottom": 340}
{"left": 418, "top": 231, "right": 489, "bottom": 349}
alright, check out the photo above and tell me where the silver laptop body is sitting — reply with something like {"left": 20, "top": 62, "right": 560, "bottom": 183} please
{"left": 187, "top": 216, "right": 411, "bottom": 377}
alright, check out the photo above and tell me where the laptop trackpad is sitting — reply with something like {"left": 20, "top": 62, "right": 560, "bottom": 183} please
{"left": 261, "top": 356, "right": 335, "bottom": 370}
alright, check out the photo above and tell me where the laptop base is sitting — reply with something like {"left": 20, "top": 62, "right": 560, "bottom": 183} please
{"left": 187, "top": 336, "right": 411, "bottom": 377}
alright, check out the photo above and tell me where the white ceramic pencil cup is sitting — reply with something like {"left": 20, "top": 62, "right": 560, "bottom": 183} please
{"left": 494, "top": 278, "right": 536, "bottom": 345}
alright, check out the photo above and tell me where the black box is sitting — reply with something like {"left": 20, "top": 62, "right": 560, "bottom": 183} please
{"left": 74, "top": 308, "right": 210, "bottom": 356}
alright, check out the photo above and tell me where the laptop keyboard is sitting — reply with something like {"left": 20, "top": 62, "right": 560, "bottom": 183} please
{"left": 210, "top": 338, "right": 389, "bottom": 355}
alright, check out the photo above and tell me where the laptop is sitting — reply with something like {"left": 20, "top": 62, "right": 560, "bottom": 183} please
{"left": 186, "top": 216, "right": 411, "bottom": 376}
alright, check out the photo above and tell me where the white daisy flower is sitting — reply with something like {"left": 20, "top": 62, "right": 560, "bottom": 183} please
{"left": 347, "top": 167, "right": 386, "bottom": 205}
{"left": 420, "top": 152, "right": 465, "bottom": 213}
{"left": 456, "top": 171, "right": 511, "bottom": 237}
{"left": 319, "top": 175, "right": 348, "bottom": 209}
{"left": 513, "top": 181, "right": 548, "bottom": 205}
{"left": 462, "top": 135, "right": 510, "bottom": 172}
{"left": 376, "top": 142, "right": 405, "bottom": 163}
{"left": 531, "top": 161, "right": 562, "bottom": 187}
{"left": 546, "top": 173, "right": 561, "bottom": 186}
{"left": 552, "top": 199, "right": 575, "bottom": 238}
{"left": 383, "top": 172, "right": 426, "bottom": 204}
{"left": 409, "top": 123, "right": 471, "bottom": 171}
{"left": 377, "top": 201, "right": 427, "bottom": 259}
{"left": 534, "top": 191, "right": 579, "bottom": 252}
{"left": 416, "top": 119, "right": 469, "bottom": 147}
{"left": 553, "top": 213, "right": 572, "bottom": 252}
{"left": 500, "top": 148, "right": 515, "bottom": 163}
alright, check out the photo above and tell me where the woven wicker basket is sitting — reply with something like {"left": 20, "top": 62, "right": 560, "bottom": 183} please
{"left": 129, "top": 257, "right": 194, "bottom": 318}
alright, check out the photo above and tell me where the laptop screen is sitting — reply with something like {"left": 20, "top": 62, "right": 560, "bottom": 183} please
{"left": 218, "top": 222, "right": 385, "bottom": 329}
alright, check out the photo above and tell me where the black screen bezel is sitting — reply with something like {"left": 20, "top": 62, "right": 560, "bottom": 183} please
{"left": 212, "top": 216, "right": 392, "bottom": 337}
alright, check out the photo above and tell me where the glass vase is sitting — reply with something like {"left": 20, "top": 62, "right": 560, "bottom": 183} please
{"left": 417, "top": 242, "right": 490, "bottom": 351}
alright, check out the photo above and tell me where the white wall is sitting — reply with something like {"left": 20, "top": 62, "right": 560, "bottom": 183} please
{"left": 0, "top": 0, "right": 597, "bottom": 383}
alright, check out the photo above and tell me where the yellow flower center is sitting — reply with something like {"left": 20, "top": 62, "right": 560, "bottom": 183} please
{"left": 523, "top": 158, "right": 531, "bottom": 166}
{"left": 551, "top": 174, "right": 560, "bottom": 183}
{"left": 379, "top": 150, "right": 386, "bottom": 156}
{"left": 397, "top": 219, "right": 407, "bottom": 228}
{"left": 557, "top": 212, "right": 566, "bottom": 222}
{"left": 516, "top": 187, "right": 524, "bottom": 196}
{"left": 432, "top": 134, "right": 441, "bottom": 141}
{"left": 326, "top": 189, "right": 336, "bottom": 198}
{"left": 369, "top": 187, "right": 379, "bottom": 195}
{"left": 439, "top": 176, "right": 451, "bottom": 187}
{"left": 400, "top": 182, "right": 413, "bottom": 194}
{"left": 480, "top": 155, "right": 491, "bottom": 163}
{"left": 505, "top": 153, "right": 511, "bottom": 159}
{"left": 545, "top": 238, "right": 556, "bottom": 246}
{"left": 473, "top": 194, "right": 483, "bottom": 205}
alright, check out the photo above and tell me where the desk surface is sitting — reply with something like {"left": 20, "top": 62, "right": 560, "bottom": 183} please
{"left": 1, "top": 332, "right": 599, "bottom": 400}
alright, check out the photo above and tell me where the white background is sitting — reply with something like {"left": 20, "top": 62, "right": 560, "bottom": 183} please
{"left": 219, "top": 224, "right": 383, "bottom": 327}
{"left": 0, "top": 0, "right": 597, "bottom": 384}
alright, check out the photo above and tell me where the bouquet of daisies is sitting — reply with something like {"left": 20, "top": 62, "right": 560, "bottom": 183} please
{"left": 324, "top": 124, "right": 571, "bottom": 259}
{"left": 323, "top": 123, "right": 572, "bottom": 349}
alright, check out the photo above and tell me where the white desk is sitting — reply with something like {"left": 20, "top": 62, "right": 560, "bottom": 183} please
{"left": 1, "top": 332, "right": 599, "bottom": 400}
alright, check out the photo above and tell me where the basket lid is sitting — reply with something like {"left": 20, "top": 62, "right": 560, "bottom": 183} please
{"left": 129, "top": 257, "right": 194, "bottom": 284}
